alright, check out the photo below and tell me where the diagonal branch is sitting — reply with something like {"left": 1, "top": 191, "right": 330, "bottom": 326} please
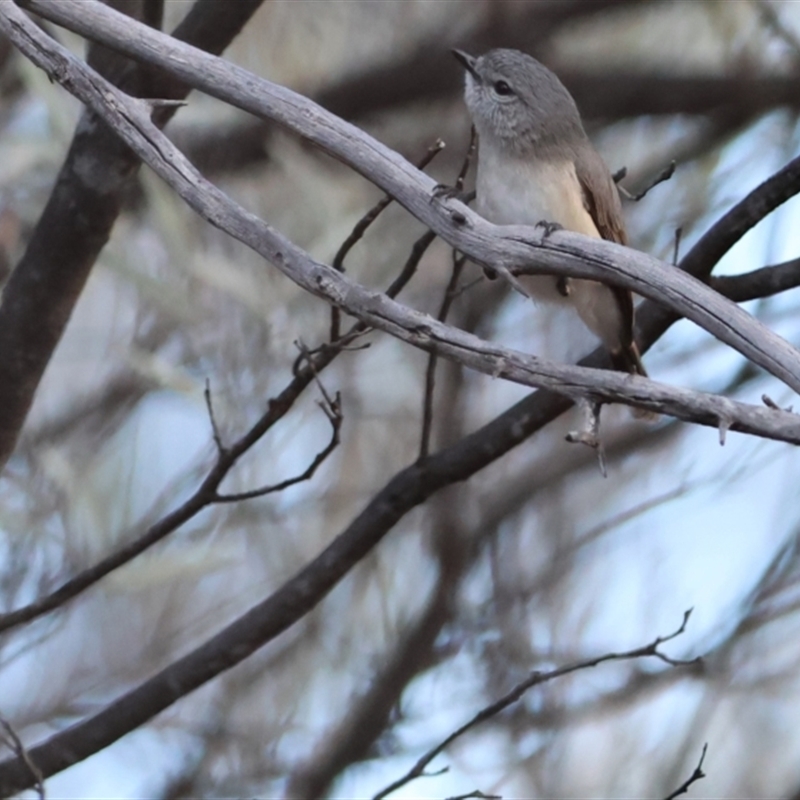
{"left": 373, "top": 611, "right": 699, "bottom": 800}
{"left": 0, "top": 342, "right": 343, "bottom": 637}
{"left": 0, "top": 2, "right": 798, "bottom": 793}
{"left": 662, "top": 743, "right": 708, "bottom": 800}
{"left": 4, "top": 2, "right": 800, "bottom": 435}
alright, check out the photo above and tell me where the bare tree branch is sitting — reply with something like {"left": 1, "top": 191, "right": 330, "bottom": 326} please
{"left": 0, "top": 3, "right": 799, "bottom": 793}
{"left": 709, "top": 258, "right": 800, "bottom": 303}
{"left": 0, "top": 714, "right": 44, "bottom": 800}
{"left": 7, "top": 0, "right": 800, "bottom": 427}
{"left": 0, "top": 340, "right": 344, "bottom": 636}
{"left": 0, "top": 0, "right": 265, "bottom": 472}
{"left": 373, "top": 611, "right": 699, "bottom": 800}
{"left": 662, "top": 744, "right": 708, "bottom": 800}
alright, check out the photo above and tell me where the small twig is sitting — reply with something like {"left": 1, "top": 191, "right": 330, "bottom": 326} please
{"left": 291, "top": 328, "right": 373, "bottom": 377}
{"left": 619, "top": 161, "right": 676, "bottom": 202}
{"left": 662, "top": 743, "right": 708, "bottom": 800}
{"left": 672, "top": 226, "right": 683, "bottom": 266}
{"left": 384, "top": 229, "right": 438, "bottom": 299}
{"left": 332, "top": 138, "right": 444, "bottom": 274}
{"left": 0, "top": 715, "right": 44, "bottom": 800}
{"left": 373, "top": 611, "right": 699, "bottom": 800}
{"left": 330, "top": 139, "right": 445, "bottom": 340}
{"left": 294, "top": 340, "right": 338, "bottom": 409}
{"left": 204, "top": 378, "right": 226, "bottom": 455}
{"left": 213, "top": 340, "right": 343, "bottom": 503}
{"left": 417, "top": 131, "right": 477, "bottom": 459}
{"left": 419, "top": 254, "right": 466, "bottom": 459}
{"left": 565, "top": 399, "right": 606, "bottom": 477}
{"left": 455, "top": 126, "right": 477, "bottom": 191}
{"left": 445, "top": 792, "right": 501, "bottom": 800}
{"left": 214, "top": 391, "right": 342, "bottom": 503}
{"left": 447, "top": 274, "right": 485, "bottom": 301}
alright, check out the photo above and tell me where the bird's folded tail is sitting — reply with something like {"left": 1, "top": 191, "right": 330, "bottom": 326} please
{"left": 611, "top": 340, "right": 647, "bottom": 377}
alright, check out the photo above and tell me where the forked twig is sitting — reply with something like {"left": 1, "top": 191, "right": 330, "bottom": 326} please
{"left": 215, "top": 343, "right": 344, "bottom": 502}
{"left": 373, "top": 610, "right": 699, "bottom": 800}
{"left": 213, "top": 394, "right": 341, "bottom": 503}
{"left": 619, "top": 161, "right": 677, "bottom": 202}
{"left": 0, "top": 715, "right": 44, "bottom": 800}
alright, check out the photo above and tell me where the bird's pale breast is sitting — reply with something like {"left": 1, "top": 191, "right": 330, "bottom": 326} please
{"left": 476, "top": 148, "right": 600, "bottom": 304}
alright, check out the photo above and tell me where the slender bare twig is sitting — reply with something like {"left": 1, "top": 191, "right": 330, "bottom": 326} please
{"left": 330, "top": 139, "right": 445, "bottom": 340}
{"left": 332, "top": 139, "right": 444, "bottom": 274}
{"left": 0, "top": 715, "right": 44, "bottom": 800}
{"left": 372, "top": 611, "right": 699, "bottom": 800}
{"left": 419, "top": 128, "right": 477, "bottom": 459}
{"left": 384, "top": 229, "right": 438, "bottom": 300}
{"left": 662, "top": 744, "right": 708, "bottom": 800}
{"left": 619, "top": 160, "right": 676, "bottom": 202}
{"left": 0, "top": 339, "right": 346, "bottom": 636}
{"left": 214, "top": 391, "right": 342, "bottom": 503}
{"left": 204, "top": 379, "right": 226, "bottom": 455}
{"left": 419, "top": 253, "right": 466, "bottom": 459}
{"left": 10, "top": 1, "right": 800, "bottom": 412}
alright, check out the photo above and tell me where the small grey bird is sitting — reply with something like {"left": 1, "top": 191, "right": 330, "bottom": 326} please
{"left": 453, "top": 47, "right": 646, "bottom": 376}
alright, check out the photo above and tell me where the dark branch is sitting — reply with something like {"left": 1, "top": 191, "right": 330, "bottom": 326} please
{"left": 662, "top": 744, "right": 708, "bottom": 800}
{"left": 0, "top": 714, "right": 44, "bottom": 800}
{"left": 213, "top": 391, "right": 342, "bottom": 503}
{"left": 709, "top": 258, "right": 800, "bottom": 303}
{"left": 0, "top": 0, "right": 265, "bottom": 472}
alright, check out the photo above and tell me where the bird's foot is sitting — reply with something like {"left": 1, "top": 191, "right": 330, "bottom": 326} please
{"left": 431, "top": 183, "right": 470, "bottom": 203}
{"left": 535, "top": 219, "right": 564, "bottom": 238}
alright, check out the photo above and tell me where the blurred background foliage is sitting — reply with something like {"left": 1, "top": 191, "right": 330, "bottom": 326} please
{"left": 3, "top": 1, "right": 800, "bottom": 797}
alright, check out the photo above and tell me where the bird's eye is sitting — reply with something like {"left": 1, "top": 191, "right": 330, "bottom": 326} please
{"left": 493, "top": 80, "right": 513, "bottom": 96}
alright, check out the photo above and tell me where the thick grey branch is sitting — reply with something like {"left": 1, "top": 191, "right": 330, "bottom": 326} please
{"left": 0, "top": 0, "right": 264, "bottom": 473}
{"left": 5, "top": 0, "right": 800, "bottom": 425}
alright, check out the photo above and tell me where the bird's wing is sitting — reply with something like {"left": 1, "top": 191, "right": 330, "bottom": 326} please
{"left": 574, "top": 148, "right": 627, "bottom": 246}
{"left": 574, "top": 148, "right": 634, "bottom": 350}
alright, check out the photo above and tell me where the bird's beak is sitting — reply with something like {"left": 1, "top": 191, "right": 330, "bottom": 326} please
{"left": 452, "top": 49, "right": 480, "bottom": 81}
